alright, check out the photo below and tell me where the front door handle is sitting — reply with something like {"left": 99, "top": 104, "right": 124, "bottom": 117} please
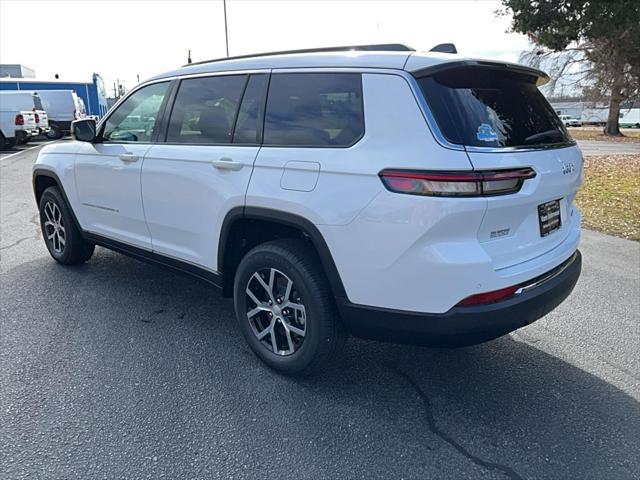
{"left": 119, "top": 152, "right": 139, "bottom": 162}
{"left": 211, "top": 157, "right": 243, "bottom": 171}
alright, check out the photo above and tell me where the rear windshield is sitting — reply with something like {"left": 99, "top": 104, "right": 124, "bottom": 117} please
{"left": 33, "top": 95, "right": 43, "bottom": 110}
{"left": 417, "top": 68, "right": 572, "bottom": 148}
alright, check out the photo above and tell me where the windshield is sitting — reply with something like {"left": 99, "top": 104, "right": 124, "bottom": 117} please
{"left": 417, "top": 67, "right": 572, "bottom": 148}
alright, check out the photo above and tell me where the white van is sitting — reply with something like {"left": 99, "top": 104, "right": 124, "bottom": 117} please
{"left": 36, "top": 90, "right": 86, "bottom": 139}
{"left": 0, "top": 91, "right": 51, "bottom": 137}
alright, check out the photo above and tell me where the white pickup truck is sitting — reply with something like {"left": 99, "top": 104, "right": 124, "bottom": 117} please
{"left": 0, "top": 108, "right": 36, "bottom": 149}
{"left": 0, "top": 91, "right": 41, "bottom": 144}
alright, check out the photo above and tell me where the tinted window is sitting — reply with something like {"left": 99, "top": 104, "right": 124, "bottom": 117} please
{"left": 103, "top": 82, "right": 169, "bottom": 142}
{"left": 233, "top": 74, "right": 267, "bottom": 144}
{"left": 167, "top": 75, "right": 246, "bottom": 144}
{"left": 417, "top": 68, "right": 572, "bottom": 148}
{"left": 264, "top": 73, "right": 363, "bottom": 146}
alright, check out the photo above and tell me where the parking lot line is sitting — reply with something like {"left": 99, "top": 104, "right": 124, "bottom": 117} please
{"left": 0, "top": 143, "right": 44, "bottom": 162}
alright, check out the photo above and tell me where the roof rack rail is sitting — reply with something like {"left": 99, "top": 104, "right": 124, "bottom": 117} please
{"left": 184, "top": 44, "right": 415, "bottom": 67}
{"left": 429, "top": 43, "right": 457, "bottom": 54}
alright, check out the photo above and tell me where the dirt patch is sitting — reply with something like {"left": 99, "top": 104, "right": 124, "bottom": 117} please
{"left": 575, "top": 154, "right": 640, "bottom": 241}
{"left": 568, "top": 127, "right": 640, "bottom": 143}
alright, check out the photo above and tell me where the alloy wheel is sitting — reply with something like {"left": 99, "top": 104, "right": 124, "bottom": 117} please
{"left": 245, "top": 268, "right": 307, "bottom": 356}
{"left": 43, "top": 201, "right": 66, "bottom": 253}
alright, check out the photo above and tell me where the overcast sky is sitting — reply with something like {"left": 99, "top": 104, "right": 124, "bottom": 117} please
{"left": 0, "top": 0, "right": 531, "bottom": 97}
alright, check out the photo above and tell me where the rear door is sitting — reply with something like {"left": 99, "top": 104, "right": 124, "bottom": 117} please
{"left": 417, "top": 66, "right": 583, "bottom": 270}
{"left": 74, "top": 81, "right": 171, "bottom": 248}
{"left": 141, "top": 73, "right": 268, "bottom": 271}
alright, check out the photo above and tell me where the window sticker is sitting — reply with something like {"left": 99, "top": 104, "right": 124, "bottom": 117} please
{"left": 476, "top": 123, "right": 498, "bottom": 142}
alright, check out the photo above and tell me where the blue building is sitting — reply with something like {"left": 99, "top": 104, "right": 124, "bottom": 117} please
{"left": 0, "top": 73, "right": 108, "bottom": 118}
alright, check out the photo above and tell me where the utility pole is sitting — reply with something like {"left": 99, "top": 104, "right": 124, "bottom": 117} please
{"left": 223, "top": 0, "right": 229, "bottom": 57}
{"left": 187, "top": 50, "right": 192, "bottom": 64}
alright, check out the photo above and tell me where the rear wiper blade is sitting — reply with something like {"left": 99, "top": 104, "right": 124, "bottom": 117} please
{"left": 523, "top": 129, "right": 563, "bottom": 144}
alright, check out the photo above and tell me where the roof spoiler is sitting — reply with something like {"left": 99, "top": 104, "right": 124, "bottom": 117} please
{"left": 429, "top": 43, "right": 457, "bottom": 54}
{"left": 185, "top": 44, "right": 415, "bottom": 67}
{"left": 412, "top": 60, "right": 550, "bottom": 86}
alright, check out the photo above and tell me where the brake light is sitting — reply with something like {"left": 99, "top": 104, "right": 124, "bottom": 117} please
{"left": 456, "top": 285, "right": 520, "bottom": 306}
{"left": 34, "top": 113, "right": 40, "bottom": 123}
{"left": 15, "top": 114, "right": 24, "bottom": 126}
{"left": 379, "top": 168, "right": 536, "bottom": 197}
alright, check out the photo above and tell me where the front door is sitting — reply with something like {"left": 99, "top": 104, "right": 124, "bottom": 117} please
{"left": 74, "top": 81, "right": 171, "bottom": 249}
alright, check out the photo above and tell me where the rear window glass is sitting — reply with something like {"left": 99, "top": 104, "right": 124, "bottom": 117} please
{"left": 417, "top": 68, "right": 572, "bottom": 148}
{"left": 33, "top": 95, "right": 44, "bottom": 110}
{"left": 264, "top": 73, "right": 363, "bottom": 147}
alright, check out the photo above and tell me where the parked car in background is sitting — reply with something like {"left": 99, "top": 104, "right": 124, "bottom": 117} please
{"left": 559, "top": 115, "right": 582, "bottom": 127}
{"left": 33, "top": 44, "right": 582, "bottom": 375}
{"left": 32, "top": 93, "right": 50, "bottom": 135}
{"left": 0, "top": 91, "right": 42, "bottom": 143}
{"left": 37, "top": 90, "right": 86, "bottom": 139}
{"left": 0, "top": 108, "right": 37, "bottom": 149}
{"left": 619, "top": 109, "right": 640, "bottom": 128}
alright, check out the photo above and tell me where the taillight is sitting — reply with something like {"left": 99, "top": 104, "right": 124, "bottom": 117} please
{"left": 34, "top": 113, "right": 40, "bottom": 123}
{"left": 379, "top": 168, "right": 536, "bottom": 197}
{"left": 15, "top": 114, "right": 24, "bottom": 126}
{"left": 456, "top": 285, "right": 520, "bottom": 306}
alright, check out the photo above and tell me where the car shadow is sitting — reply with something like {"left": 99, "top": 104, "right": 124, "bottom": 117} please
{"left": 3, "top": 248, "right": 638, "bottom": 479}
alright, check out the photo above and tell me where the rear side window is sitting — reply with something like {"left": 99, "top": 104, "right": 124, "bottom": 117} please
{"left": 233, "top": 74, "right": 267, "bottom": 144}
{"left": 167, "top": 75, "right": 247, "bottom": 144}
{"left": 417, "top": 68, "right": 572, "bottom": 148}
{"left": 264, "top": 73, "right": 363, "bottom": 147}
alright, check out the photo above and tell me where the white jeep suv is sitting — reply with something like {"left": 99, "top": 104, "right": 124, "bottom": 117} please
{"left": 33, "top": 44, "right": 583, "bottom": 375}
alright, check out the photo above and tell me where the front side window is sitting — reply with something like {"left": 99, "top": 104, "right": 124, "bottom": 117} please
{"left": 263, "top": 73, "right": 364, "bottom": 147}
{"left": 102, "top": 82, "right": 169, "bottom": 142}
{"left": 166, "top": 75, "right": 247, "bottom": 144}
{"left": 417, "top": 68, "right": 572, "bottom": 148}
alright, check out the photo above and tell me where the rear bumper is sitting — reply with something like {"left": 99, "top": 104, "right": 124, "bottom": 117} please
{"left": 337, "top": 250, "right": 581, "bottom": 347}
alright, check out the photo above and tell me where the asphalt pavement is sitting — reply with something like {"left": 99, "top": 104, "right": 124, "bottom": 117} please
{"left": 1, "top": 143, "right": 639, "bottom": 480}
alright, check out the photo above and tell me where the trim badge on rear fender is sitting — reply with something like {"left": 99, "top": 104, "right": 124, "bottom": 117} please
{"left": 560, "top": 161, "right": 575, "bottom": 175}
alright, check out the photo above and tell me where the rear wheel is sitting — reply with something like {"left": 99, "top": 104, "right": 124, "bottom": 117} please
{"left": 46, "top": 126, "right": 63, "bottom": 139}
{"left": 0, "top": 132, "right": 6, "bottom": 150}
{"left": 233, "top": 239, "right": 346, "bottom": 376}
{"left": 39, "top": 186, "right": 94, "bottom": 265}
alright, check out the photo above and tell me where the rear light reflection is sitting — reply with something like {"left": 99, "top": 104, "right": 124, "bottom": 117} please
{"left": 379, "top": 168, "right": 536, "bottom": 197}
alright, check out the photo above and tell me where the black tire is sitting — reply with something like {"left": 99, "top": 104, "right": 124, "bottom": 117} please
{"left": 46, "top": 127, "right": 63, "bottom": 140}
{"left": 233, "top": 239, "right": 346, "bottom": 376}
{"left": 6, "top": 137, "right": 16, "bottom": 148}
{"left": 39, "top": 186, "right": 94, "bottom": 265}
{"left": 0, "top": 132, "right": 6, "bottom": 150}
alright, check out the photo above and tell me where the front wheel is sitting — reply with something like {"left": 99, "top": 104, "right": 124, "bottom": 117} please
{"left": 39, "top": 186, "right": 94, "bottom": 265}
{"left": 233, "top": 240, "right": 346, "bottom": 376}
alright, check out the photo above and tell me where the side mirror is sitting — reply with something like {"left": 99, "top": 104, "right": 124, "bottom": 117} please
{"left": 71, "top": 119, "right": 97, "bottom": 142}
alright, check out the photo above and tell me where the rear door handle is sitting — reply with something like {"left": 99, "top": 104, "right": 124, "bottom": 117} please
{"left": 119, "top": 152, "right": 139, "bottom": 162}
{"left": 211, "top": 157, "right": 243, "bottom": 171}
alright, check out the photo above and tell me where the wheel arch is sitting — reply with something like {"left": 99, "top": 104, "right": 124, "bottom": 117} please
{"left": 218, "top": 207, "right": 348, "bottom": 300}
{"left": 32, "top": 168, "right": 83, "bottom": 232}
